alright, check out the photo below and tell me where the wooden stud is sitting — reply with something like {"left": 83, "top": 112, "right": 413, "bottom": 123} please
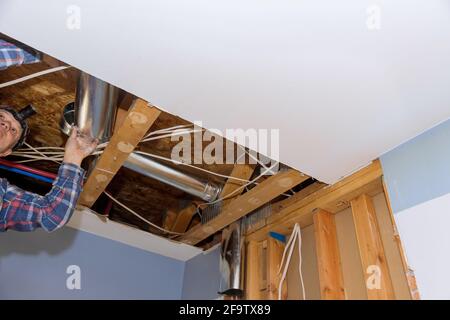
{"left": 246, "top": 241, "right": 263, "bottom": 300}
{"left": 79, "top": 99, "right": 161, "bottom": 207}
{"left": 313, "top": 209, "right": 346, "bottom": 300}
{"left": 351, "top": 194, "right": 395, "bottom": 300}
{"left": 259, "top": 240, "right": 268, "bottom": 291}
{"left": 267, "top": 236, "right": 288, "bottom": 300}
{"left": 382, "top": 178, "right": 420, "bottom": 300}
{"left": 178, "top": 169, "right": 309, "bottom": 245}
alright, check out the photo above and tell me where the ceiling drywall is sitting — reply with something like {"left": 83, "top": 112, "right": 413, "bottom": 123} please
{"left": 1, "top": 0, "right": 450, "bottom": 183}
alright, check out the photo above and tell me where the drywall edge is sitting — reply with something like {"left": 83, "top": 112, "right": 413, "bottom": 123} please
{"left": 66, "top": 206, "right": 203, "bottom": 261}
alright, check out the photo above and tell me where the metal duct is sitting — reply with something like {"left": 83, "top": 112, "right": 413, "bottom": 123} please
{"left": 69, "top": 72, "right": 220, "bottom": 202}
{"left": 74, "top": 72, "right": 119, "bottom": 142}
{"left": 124, "top": 152, "right": 220, "bottom": 202}
{"left": 219, "top": 220, "right": 245, "bottom": 297}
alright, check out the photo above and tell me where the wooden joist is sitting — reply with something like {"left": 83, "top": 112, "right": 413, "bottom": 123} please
{"left": 79, "top": 99, "right": 161, "bottom": 207}
{"left": 313, "top": 209, "right": 346, "bottom": 300}
{"left": 171, "top": 204, "right": 198, "bottom": 233}
{"left": 351, "top": 194, "right": 395, "bottom": 300}
{"left": 171, "top": 165, "right": 255, "bottom": 235}
{"left": 178, "top": 169, "right": 309, "bottom": 245}
{"left": 246, "top": 160, "right": 383, "bottom": 242}
{"left": 219, "top": 164, "right": 255, "bottom": 208}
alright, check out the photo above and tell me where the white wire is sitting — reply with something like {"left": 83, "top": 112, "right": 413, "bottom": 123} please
{"left": 103, "top": 191, "right": 184, "bottom": 236}
{"left": 0, "top": 66, "right": 71, "bottom": 89}
{"left": 17, "top": 146, "right": 65, "bottom": 151}
{"left": 277, "top": 223, "right": 306, "bottom": 300}
{"left": 134, "top": 151, "right": 253, "bottom": 184}
{"left": 140, "top": 129, "right": 204, "bottom": 142}
{"left": 198, "top": 161, "right": 279, "bottom": 209}
{"left": 240, "top": 146, "right": 292, "bottom": 198}
{"left": 143, "top": 124, "right": 193, "bottom": 139}
{"left": 23, "top": 142, "right": 63, "bottom": 164}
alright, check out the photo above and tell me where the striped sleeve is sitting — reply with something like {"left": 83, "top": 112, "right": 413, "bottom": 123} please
{"left": 0, "top": 163, "right": 85, "bottom": 232}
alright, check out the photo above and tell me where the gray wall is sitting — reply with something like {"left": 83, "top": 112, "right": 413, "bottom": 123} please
{"left": 181, "top": 246, "right": 221, "bottom": 300}
{"left": 380, "top": 118, "right": 450, "bottom": 299}
{"left": 0, "top": 227, "right": 185, "bottom": 299}
{"left": 381, "top": 118, "right": 450, "bottom": 213}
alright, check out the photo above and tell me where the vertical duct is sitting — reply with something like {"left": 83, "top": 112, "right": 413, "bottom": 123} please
{"left": 74, "top": 72, "right": 119, "bottom": 142}
{"left": 219, "top": 220, "right": 245, "bottom": 297}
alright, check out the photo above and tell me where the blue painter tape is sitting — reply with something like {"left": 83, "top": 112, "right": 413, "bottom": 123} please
{"left": 269, "top": 231, "right": 286, "bottom": 243}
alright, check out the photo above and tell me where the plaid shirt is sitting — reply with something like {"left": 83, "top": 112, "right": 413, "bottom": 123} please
{"left": 0, "top": 39, "right": 40, "bottom": 70}
{"left": 0, "top": 163, "right": 85, "bottom": 232}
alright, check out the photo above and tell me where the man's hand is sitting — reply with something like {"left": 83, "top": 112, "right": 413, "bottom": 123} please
{"left": 63, "top": 126, "right": 99, "bottom": 167}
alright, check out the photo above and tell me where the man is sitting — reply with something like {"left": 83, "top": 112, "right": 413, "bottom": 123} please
{"left": 0, "top": 105, "right": 98, "bottom": 232}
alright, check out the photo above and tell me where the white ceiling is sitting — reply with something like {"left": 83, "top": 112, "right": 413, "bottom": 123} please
{"left": 1, "top": 0, "right": 450, "bottom": 183}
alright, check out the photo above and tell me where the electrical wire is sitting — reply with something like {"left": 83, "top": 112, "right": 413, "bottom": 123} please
{"left": 197, "top": 161, "right": 280, "bottom": 209}
{"left": 103, "top": 191, "right": 184, "bottom": 236}
{"left": 133, "top": 151, "right": 253, "bottom": 184}
{"left": 0, "top": 66, "right": 71, "bottom": 89}
{"left": 277, "top": 223, "right": 306, "bottom": 300}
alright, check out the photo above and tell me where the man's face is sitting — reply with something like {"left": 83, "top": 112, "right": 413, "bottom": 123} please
{"left": 0, "top": 109, "right": 22, "bottom": 157}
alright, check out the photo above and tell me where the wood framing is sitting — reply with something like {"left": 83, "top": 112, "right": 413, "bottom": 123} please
{"left": 246, "top": 240, "right": 264, "bottom": 300}
{"left": 171, "top": 204, "right": 198, "bottom": 233}
{"left": 178, "top": 169, "right": 309, "bottom": 245}
{"left": 313, "top": 209, "right": 346, "bottom": 300}
{"left": 246, "top": 160, "right": 383, "bottom": 241}
{"left": 79, "top": 99, "right": 161, "bottom": 207}
{"left": 351, "top": 194, "right": 395, "bottom": 300}
{"left": 382, "top": 178, "right": 420, "bottom": 300}
{"left": 219, "top": 164, "right": 255, "bottom": 208}
{"left": 267, "top": 236, "right": 288, "bottom": 300}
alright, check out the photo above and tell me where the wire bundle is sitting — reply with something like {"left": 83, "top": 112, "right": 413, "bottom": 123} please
{"left": 2, "top": 66, "right": 292, "bottom": 237}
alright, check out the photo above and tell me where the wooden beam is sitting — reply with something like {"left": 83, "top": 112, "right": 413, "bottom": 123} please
{"left": 163, "top": 209, "right": 178, "bottom": 230}
{"left": 267, "top": 236, "right": 287, "bottom": 300}
{"left": 220, "top": 164, "right": 255, "bottom": 208}
{"left": 267, "top": 182, "right": 326, "bottom": 225}
{"left": 178, "top": 169, "right": 309, "bottom": 245}
{"left": 313, "top": 209, "right": 346, "bottom": 300}
{"left": 79, "top": 99, "right": 161, "bottom": 207}
{"left": 246, "top": 160, "right": 383, "bottom": 242}
{"left": 171, "top": 204, "right": 198, "bottom": 233}
{"left": 172, "top": 165, "right": 255, "bottom": 234}
{"left": 246, "top": 241, "right": 264, "bottom": 300}
{"left": 351, "top": 194, "right": 395, "bottom": 300}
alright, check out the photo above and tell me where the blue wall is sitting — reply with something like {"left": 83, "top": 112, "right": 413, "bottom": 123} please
{"left": 380, "top": 117, "right": 450, "bottom": 299}
{"left": 181, "top": 247, "right": 221, "bottom": 300}
{"left": 380, "top": 118, "right": 450, "bottom": 213}
{"left": 0, "top": 227, "right": 185, "bottom": 299}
